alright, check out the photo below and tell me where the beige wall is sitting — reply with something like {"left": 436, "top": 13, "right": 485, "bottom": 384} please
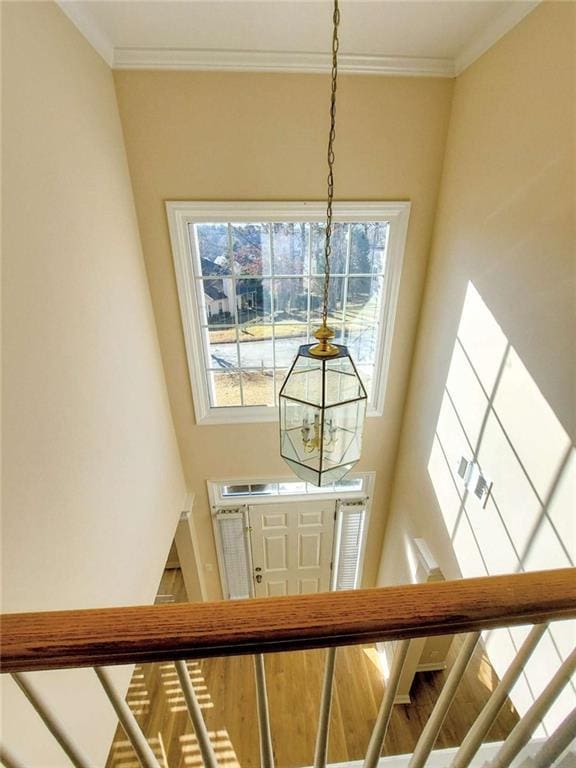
{"left": 1, "top": 2, "right": 187, "bottom": 764}
{"left": 378, "top": 1, "right": 575, "bottom": 732}
{"left": 113, "top": 69, "right": 454, "bottom": 597}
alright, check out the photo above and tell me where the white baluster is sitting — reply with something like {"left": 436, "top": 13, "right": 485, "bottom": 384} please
{"left": 363, "top": 638, "right": 411, "bottom": 768}
{"left": 12, "top": 672, "right": 92, "bottom": 768}
{"left": 94, "top": 667, "right": 162, "bottom": 768}
{"left": 0, "top": 744, "right": 28, "bottom": 768}
{"left": 488, "top": 647, "right": 576, "bottom": 768}
{"left": 451, "top": 624, "right": 548, "bottom": 768}
{"left": 314, "top": 647, "right": 337, "bottom": 768}
{"left": 526, "top": 706, "right": 576, "bottom": 768}
{"left": 175, "top": 660, "right": 218, "bottom": 768}
{"left": 254, "top": 654, "right": 275, "bottom": 768}
{"left": 556, "top": 754, "right": 576, "bottom": 768}
{"left": 409, "top": 632, "right": 481, "bottom": 768}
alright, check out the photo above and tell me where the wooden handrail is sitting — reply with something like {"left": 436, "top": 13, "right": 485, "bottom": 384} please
{"left": 1, "top": 569, "right": 575, "bottom": 673}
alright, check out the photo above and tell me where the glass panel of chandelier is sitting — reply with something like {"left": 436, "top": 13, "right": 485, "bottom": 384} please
{"left": 192, "top": 220, "right": 388, "bottom": 408}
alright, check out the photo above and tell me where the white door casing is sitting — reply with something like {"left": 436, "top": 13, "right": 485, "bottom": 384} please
{"left": 248, "top": 500, "right": 336, "bottom": 597}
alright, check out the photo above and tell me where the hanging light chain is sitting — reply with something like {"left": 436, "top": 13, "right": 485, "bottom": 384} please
{"left": 322, "top": 0, "right": 340, "bottom": 328}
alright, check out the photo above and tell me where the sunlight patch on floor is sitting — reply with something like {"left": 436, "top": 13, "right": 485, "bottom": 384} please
{"left": 125, "top": 666, "right": 151, "bottom": 715}
{"left": 159, "top": 660, "right": 215, "bottom": 712}
{"left": 476, "top": 652, "right": 497, "bottom": 693}
{"left": 363, "top": 646, "right": 385, "bottom": 676}
{"left": 107, "top": 736, "right": 164, "bottom": 768}
{"left": 180, "top": 730, "right": 241, "bottom": 767}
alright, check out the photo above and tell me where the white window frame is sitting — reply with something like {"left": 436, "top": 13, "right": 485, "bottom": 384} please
{"left": 166, "top": 201, "right": 411, "bottom": 425}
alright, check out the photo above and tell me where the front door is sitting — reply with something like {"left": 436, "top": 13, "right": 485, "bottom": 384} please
{"left": 249, "top": 500, "right": 335, "bottom": 597}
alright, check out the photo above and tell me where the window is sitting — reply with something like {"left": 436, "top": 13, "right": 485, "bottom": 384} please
{"left": 219, "top": 477, "right": 364, "bottom": 500}
{"left": 214, "top": 509, "right": 252, "bottom": 600}
{"left": 167, "top": 202, "right": 410, "bottom": 424}
{"left": 209, "top": 472, "right": 373, "bottom": 507}
{"left": 333, "top": 500, "right": 367, "bottom": 590}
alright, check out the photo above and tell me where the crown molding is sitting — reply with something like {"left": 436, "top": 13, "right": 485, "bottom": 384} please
{"left": 55, "top": 0, "right": 542, "bottom": 79}
{"left": 454, "top": 0, "right": 541, "bottom": 75}
{"left": 113, "top": 48, "right": 455, "bottom": 78}
{"left": 56, "top": 0, "right": 114, "bottom": 66}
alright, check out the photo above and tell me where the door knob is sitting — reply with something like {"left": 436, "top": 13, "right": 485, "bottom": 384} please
{"left": 255, "top": 574, "right": 263, "bottom": 583}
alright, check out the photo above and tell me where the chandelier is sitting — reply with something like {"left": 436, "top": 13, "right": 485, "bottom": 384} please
{"left": 279, "top": 0, "right": 367, "bottom": 486}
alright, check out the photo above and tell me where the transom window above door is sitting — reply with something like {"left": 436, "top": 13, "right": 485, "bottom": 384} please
{"left": 167, "top": 202, "right": 410, "bottom": 424}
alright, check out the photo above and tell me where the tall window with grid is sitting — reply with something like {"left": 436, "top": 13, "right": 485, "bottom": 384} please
{"left": 167, "top": 203, "right": 410, "bottom": 424}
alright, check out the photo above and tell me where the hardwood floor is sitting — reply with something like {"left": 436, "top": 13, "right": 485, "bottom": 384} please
{"left": 106, "top": 570, "right": 518, "bottom": 768}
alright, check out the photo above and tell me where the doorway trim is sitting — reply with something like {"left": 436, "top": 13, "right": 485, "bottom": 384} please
{"left": 208, "top": 472, "right": 374, "bottom": 599}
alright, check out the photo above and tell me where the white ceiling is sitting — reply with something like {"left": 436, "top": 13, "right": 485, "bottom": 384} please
{"left": 58, "top": 0, "right": 540, "bottom": 76}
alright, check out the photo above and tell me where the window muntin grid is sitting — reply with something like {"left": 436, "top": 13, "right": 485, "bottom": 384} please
{"left": 189, "top": 220, "right": 389, "bottom": 410}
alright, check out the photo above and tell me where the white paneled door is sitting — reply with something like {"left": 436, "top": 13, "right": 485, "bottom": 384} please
{"left": 249, "top": 500, "right": 336, "bottom": 597}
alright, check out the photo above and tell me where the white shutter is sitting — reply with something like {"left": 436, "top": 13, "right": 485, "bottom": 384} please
{"left": 334, "top": 500, "right": 366, "bottom": 591}
{"left": 215, "top": 509, "right": 251, "bottom": 600}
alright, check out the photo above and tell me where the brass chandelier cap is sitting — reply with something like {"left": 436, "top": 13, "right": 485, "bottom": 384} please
{"left": 309, "top": 324, "right": 340, "bottom": 357}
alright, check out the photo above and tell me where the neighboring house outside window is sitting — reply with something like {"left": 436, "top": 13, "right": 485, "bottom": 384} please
{"left": 167, "top": 202, "right": 410, "bottom": 424}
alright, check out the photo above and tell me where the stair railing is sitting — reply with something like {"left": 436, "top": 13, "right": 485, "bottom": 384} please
{"left": 1, "top": 568, "right": 575, "bottom": 768}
